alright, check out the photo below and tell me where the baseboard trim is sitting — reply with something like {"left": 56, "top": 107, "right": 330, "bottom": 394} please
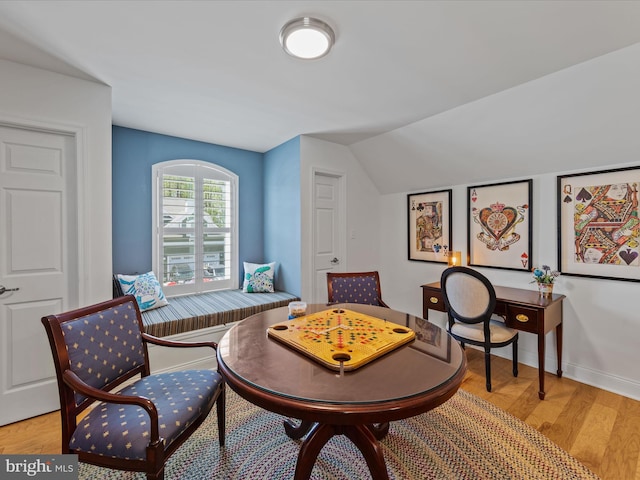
{"left": 491, "top": 346, "right": 640, "bottom": 401}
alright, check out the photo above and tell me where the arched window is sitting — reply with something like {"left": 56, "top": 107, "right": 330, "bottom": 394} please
{"left": 152, "top": 160, "right": 238, "bottom": 295}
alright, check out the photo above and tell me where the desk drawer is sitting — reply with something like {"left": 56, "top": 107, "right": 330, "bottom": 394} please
{"left": 505, "top": 305, "right": 539, "bottom": 333}
{"left": 423, "top": 289, "right": 446, "bottom": 312}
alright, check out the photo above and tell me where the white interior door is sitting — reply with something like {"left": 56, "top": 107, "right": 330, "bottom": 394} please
{"left": 0, "top": 125, "right": 77, "bottom": 425}
{"left": 312, "top": 172, "right": 345, "bottom": 303}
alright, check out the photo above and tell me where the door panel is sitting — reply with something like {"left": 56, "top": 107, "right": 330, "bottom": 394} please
{"left": 0, "top": 125, "right": 75, "bottom": 425}
{"left": 312, "top": 173, "right": 343, "bottom": 303}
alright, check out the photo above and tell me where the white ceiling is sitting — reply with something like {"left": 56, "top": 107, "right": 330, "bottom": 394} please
{"left": 1, "top": 1, "right": 640, "bottom": 193}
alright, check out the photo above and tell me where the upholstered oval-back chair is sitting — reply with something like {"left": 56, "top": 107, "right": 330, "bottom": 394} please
{"left": 326, "top": 271, "right": 389, "bottom": 307}
{"left": 440, "top": 266, "right": 518, "bottom": 392}
{"left": 41, "top": 294, "right": 226, "bottom": 480}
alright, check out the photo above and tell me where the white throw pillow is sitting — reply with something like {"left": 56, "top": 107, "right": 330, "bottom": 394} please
{"left": 242, "top": 262, "right": 276, "bottom": 293}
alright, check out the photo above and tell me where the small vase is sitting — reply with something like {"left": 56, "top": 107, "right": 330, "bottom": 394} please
{"left": 538, "top": 283, "right": 553, "bottom": 297}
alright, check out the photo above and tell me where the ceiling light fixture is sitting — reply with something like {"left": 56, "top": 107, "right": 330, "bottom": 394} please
{"left": 279, "top": 17, "right": 335, "bottom": 60}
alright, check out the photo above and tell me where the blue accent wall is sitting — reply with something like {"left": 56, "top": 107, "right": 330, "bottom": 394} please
{"left": 264, "top": 137, "right": 301, "bottom": 296}
{"left": 112, "top": 126, "right": 264, "bottom": 287}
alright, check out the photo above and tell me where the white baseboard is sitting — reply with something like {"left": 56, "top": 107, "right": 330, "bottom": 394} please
{"left": 562, "top": 362, "right": 640, "bottom": 401}
{"left": 490, "top": 345, "right": 640, "bottom": 401}
{"left": 147, "top": 322, "right": 237, "bottom": 374}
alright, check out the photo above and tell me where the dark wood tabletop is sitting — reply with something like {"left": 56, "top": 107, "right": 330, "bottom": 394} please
{"left": 217, "top": 303, "right": 466, "bottom": 480}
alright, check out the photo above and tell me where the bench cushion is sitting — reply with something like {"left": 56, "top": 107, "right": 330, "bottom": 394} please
{"left": 140, "top": 289, "right": 299, "bottom": 337}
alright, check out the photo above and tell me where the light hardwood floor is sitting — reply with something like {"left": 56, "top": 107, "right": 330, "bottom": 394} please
{"left": 1, "top": 349, "right": 639, "bottom": 479}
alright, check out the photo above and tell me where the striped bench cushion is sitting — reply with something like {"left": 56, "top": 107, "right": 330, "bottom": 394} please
{"left": 141, "top": 289, "right": 299, "bottom": 337}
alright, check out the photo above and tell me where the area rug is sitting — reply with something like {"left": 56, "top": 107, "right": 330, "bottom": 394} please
{"left": 78, "top": 388, "right": 599, "bottom": 480}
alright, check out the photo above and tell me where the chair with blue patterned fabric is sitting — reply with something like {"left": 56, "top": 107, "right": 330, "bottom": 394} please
{"left": 41, "top": 294, "right": 225, "bottom": 480}
{"left": 326, "top": 271, "right": 389, "bottom": 307}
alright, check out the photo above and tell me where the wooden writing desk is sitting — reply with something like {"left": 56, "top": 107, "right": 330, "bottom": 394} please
{"left": 421, "top": 282, "right": 565, "bottom": 400}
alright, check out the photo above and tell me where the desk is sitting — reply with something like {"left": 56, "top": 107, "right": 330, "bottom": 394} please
{"left": 217, "top": 303, "right": 466, "bottom": 480}
{"left": 421, "top": 282, "right": 564, "bottom": 400}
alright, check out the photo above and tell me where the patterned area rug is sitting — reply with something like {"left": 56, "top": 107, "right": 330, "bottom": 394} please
{"left": 79, "top": 388, "right": 599, "bottom": 479}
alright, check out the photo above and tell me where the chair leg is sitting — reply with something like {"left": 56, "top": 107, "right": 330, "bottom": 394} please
{"left": 217, "top": 384, "right": 226, "bottom": 447}
{"left": 147, "top": 468, "right": 164, "bottom": 480}
{"left": 512, "top": 338, "right": 519, "bottom": 377}
{"left": 484, "top": 349, "right": 492, "bottom": 392}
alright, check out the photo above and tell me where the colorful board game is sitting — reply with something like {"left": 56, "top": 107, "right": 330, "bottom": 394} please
{"left": 267, "top": 308, "right": 415, "bottom": 371}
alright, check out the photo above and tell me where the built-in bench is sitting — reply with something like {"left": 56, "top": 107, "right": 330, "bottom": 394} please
{"left": 112, "top": 277, "right": 299, "bottom": 337}
{"left": 112, "top": 278, "right": 299, "bottom": 372}
{"left": 138, "top": 289, "right": 299, "bottom": 337}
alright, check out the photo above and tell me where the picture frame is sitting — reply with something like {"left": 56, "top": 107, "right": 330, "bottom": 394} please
{"left": 467, "top": 179, "right": 532, "bottom": 271}
{"left": 407, "top": 189, "right": 452, "bottom": 263}
{"left": 557, "top": 166, "right": 640, "bottom": 282}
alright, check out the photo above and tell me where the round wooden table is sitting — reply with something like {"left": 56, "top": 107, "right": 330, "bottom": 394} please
{"left": 216, "top": 303, "right": 466, "bottom": 480}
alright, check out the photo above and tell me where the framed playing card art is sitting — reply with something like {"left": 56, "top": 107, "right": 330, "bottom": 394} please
{"left": 467, "top": 180, "right": 532, "bottom": 271}
{"left": 408, "top": 189, "right": 452, "bottom": 263}
{"left": 558, "top": 166, "right": 640, "bottom": 282}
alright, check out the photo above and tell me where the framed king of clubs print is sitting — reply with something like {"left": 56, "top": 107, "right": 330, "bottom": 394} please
{"left": 558, "top": 166, "right": 640, "bottom": 282}
{"left": 408, "top": 189, "right": 452, "bottom": 263}
{"left": 467, "top": 180, "right": 533, "bottom": 271}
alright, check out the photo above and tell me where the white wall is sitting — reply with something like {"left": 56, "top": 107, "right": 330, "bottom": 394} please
{"left": 299, "top": 136, "right": 382, "bottom": 302}
{"left": 380, "top": 167, "right": 640, "bottom": 401}
{"left": 0, "top": 59, "right": 112, "bottom": 304}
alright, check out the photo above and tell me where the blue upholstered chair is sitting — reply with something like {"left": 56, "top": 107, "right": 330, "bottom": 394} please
{"left": 441, "top": 266, "right": 519, "bottom": 392}
{"left": 326, "top": 271, "right": 389, "bottom": 307}
{"left": 41, "top": 295, "right": 225, "bottom": 480}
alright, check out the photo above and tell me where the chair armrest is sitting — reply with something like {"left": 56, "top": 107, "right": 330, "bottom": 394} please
{"left": 63, "top": 370, "right": 161, "bottom": 443}
{"left": 141, "top": 332, "right": 218, "bottom": 350}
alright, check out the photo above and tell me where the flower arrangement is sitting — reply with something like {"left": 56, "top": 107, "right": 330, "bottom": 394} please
{"left": 531, "top": 265, "right": 560, "bottom": 284}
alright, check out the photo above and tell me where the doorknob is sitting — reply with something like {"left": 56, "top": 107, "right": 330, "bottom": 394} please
{"left": 330, "top": 258, "right": 339, "bottom": 264}
{"left": 0, "top": 285, "right": 19, "bottom": 295}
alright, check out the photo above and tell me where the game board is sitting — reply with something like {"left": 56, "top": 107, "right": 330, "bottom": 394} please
{"left": 267, "top": 308, "right": 415, "bottom": 371}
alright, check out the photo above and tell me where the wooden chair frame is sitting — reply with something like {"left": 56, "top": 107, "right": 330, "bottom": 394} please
{"left": 41, "top": 295, "right": 225, "bottom": 480}
{"left": 441, "top": 266, "right": 518, "bottom": 392}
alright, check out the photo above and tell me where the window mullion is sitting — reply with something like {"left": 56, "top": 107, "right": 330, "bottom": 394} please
{"left": 194, "top": 167, "right": 204, "bottom": 291}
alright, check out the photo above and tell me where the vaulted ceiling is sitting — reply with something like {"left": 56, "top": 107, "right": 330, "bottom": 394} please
{"left": 1, "top": 1, "right": 640, "bottom": 193}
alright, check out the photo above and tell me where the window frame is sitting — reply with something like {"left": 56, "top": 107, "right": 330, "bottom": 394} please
{"left": 152, "top": 159, "right": 239, "bottom": 295}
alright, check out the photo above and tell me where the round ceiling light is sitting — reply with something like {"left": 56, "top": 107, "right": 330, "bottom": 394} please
{"left": 279, "top": 17, "right": 335, "bottom": 60}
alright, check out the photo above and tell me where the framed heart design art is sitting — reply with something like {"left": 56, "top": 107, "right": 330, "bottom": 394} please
{"left": 558, "top": 166, "right": 640, "bottom": 282}
{"left": 468, "top": 179, "right": 532, "bottom": 271}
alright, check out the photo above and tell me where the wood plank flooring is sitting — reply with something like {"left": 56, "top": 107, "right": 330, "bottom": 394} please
{"left": 1, "top": 348, "right": 639, "bottom": 479}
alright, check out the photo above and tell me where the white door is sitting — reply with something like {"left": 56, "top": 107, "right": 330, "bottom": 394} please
{"left": 0, "top": 125, "right": 77, "bottom": 425}
{"left": 312, "top": 172, "right": 345, "bottom": 303}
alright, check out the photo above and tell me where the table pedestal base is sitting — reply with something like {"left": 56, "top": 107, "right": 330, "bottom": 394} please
{"left": 283, "top": 419, "right": 391, "bottom": 480}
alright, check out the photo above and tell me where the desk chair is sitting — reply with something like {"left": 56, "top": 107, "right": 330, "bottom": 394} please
{"left": 326, "top": 271, "right": 389, "bottom": 307}
{"left": 41, "top": 295, "right": 226, "bottom": 480}
{"left": 441, "top": 266, "right": 518, "bottom": 392}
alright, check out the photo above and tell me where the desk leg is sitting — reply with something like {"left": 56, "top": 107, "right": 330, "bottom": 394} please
{"left": 294, "top": 423, "right": 389, "bottom": 480}
{"left": 538, "top": 332, "right": 546, "bottom": 400}
{"left": 556, "top": 323, "right": 563, "bottom": 378}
